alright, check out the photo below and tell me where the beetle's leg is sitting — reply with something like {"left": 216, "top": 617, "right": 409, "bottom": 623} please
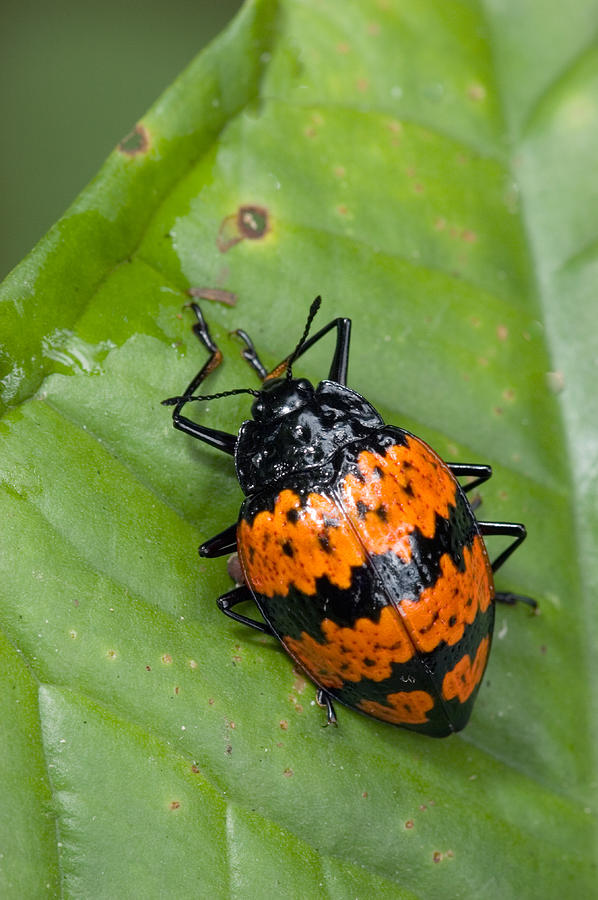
{"left": 316, "top": 688, "right": 338, "bottom": 727}
{"left": 199, "top": 524, "right": 237, "bottom": 558}
{"left": 166, "top": 303, "right": 237, "bottom": 454}
{"left": 217, "top": 586, "right": 273, "bottom": 635}
{"left": 232, "top": 299, "right": 352, "bottom": 385}
{"left": 448, "top": 463, "right": 492, "bottom": 493}
{"left": 478, "top": 521, "right": 527, "bottom": 573}
{"left": 494, "top": 591, "right": 538, "bottom": 610}
{"left": 265, "top": 315, "right": 352, "bottom": 385}
{"left": 230, "top": 328, "right": 269, "bottom": 379}
{"left": 478, "top": 522, "right": 537, "bottom": 609}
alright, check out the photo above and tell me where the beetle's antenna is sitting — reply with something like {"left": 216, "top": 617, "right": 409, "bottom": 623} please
{"left": 286, "top": 296, "right": 322, "bottom": 381}
{"left": 162, "top": 387, "right": 260, "bottom": 406}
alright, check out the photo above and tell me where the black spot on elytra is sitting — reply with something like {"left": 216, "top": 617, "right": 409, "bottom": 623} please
{"left": 286, "top": 508, "right": 300, "bottom": 524}
{"left": 448, "top": 615, "right": 457, "bottom": 627}
{"left": 318, "top": 533, "right": 332, "bottom": 554}
{"left": 356, "top": 501, "right": 369, "bottom": 519}
{"left": 375, "top": 504, "right": 388, "bottom": 522}
{"left": 374, "top": 466, "right": 385, "bottom": 479}
{"left": 282, "top": 541, "right": 294, "bottom": 558}
{"left": 403, "top": 481, "right": 414, "bottom": 497}
{"left": 248, "top": 546, "right": 255, "bottom": 563}
{"left": 419, "top": 611, "right": 439, "bottom": 634}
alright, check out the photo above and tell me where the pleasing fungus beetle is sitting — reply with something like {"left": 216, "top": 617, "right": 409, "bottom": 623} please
{"left": 163, "top": 298, "right": 534, "bottom": 736}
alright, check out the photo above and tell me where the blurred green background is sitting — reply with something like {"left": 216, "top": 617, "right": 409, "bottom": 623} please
{"left": 0, "top": 0, "right": 242, "bottom": 281}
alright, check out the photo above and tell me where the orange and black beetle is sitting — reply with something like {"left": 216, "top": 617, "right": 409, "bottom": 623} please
{"left": 164, "top": 298, "right": 534, "bottom": 737}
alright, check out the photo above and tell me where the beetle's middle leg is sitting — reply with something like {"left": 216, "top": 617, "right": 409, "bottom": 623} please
{"left": 199, "top": 523, "right": 237, "bottom": 558}
{"left": 478, "top": 520, "right": 537, "bottom": 610}
{"left": 217, "top": 586, "right": 273, "bottom": 635}
{"left": 448, "top": 463, "right": 492, "bottom": 493}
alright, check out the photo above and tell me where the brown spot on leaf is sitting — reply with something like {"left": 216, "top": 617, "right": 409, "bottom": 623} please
{"left": 468, "top": 83, "right": 487, "bottom": 101}
{"left": 547, "top": 371, "right": 565, "bottom": 393}
{"left": 292, "top": 669, "right": 307, "bottom": 694}
{"left": 238, "top": 206, "right": 268, "bottom": 239}
{"left": 218, "top": 205, "right": 269, "bottom": 252}
{"left": 187, "top": 287, "right": 237, "bottom": 307}
{"left": 118, "top": 123, "right": 150, "bottom": 155}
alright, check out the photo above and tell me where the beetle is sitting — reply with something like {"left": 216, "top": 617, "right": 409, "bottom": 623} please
{"left": 163, "top": 297, "right": 535, "bottom": 736}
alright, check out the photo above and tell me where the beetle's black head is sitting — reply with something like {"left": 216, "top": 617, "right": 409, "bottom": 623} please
{"left": 251, "top": 377, "right": 315, "bottom": 421}
{"left": 236, "top": 378, "right": 384, "bottom": 494}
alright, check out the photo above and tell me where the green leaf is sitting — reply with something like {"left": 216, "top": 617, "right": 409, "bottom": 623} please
{"left": 1, "top": 0, "right": 596, "bottom": 896}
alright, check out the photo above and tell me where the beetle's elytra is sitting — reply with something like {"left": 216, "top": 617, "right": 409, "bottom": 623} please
{"left": 163, "top": 298, "right": 534, "bottom": 737}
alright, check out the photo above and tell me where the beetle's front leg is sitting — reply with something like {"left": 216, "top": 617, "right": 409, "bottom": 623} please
{"left": 163, "top": 303, "right": 237, "bottom": 455}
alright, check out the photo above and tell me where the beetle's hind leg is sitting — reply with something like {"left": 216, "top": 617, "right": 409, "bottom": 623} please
{"left": 494, "top": 591, "right": 537, "bottom": 611}
{"left": 316, "top": 688, "right": 338, "bottom": 726}
{"left": 217, "top": 586, "right": 273, "bottom": 635}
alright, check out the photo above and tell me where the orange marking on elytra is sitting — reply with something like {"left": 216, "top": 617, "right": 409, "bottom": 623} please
{"left": 358, "top": 690, "right": 434, "bottom": 725}
{"left": 341, "top": 437, "right": 457, "bottom": 560}
{"left": 442, "top": 637, "right": 490, "bottom": 703}
{"left": 400, "top": 537, "right": 493, "bottom": 652}
{"left": 238, "top": 490, "right": 364, "bottom": 597}
{"left": 284, "top": 605, "right": 415, "bottom": 689}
